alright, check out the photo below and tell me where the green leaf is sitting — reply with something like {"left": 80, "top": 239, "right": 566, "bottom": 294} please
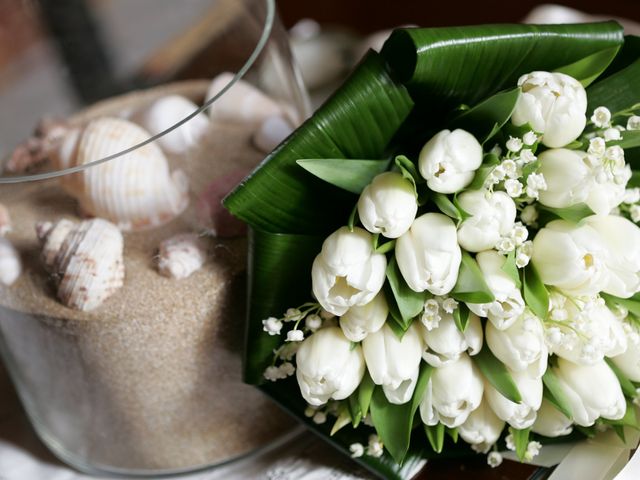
{"left": 296, "top": 158, "right": 390, "bottom": 194}
{"left": 347, "top": 203, "right": 359, "bottom": 231}
{"left": 331, "top": 407, "right": 352, "bottom": 436}
{"left": 451, "top": 252, "right": 495, "bottom": 304}
{"left": 453, "top": 303, "right": 470, "bottom": 333}
{"left": 467, "top": 154, "right": 500, "bottom": 190}
{"left": 358, "top": 371, "right": 376, "bottom": 419}
{"left": 603, "top": 400, "right": 640, "bottom": 431}
{"left": 605, "top": 358, "right": 638, "bottom": 398}
{"left": 370, "top": 363, "right": 434, "bottom": 464}
{"left": 611, "top": 130, "right": 640, "bottom": 149}
{"left": 602, "top": 292, "right": 640, "bottom": 319}
{"left": 446, "top": 427, "right": 459, "bottom": 444}
{"left": 386, "top": 256, "right": 426, "bottom": 326}
{"left": 394, "top": 155, "right": 421, "bottom": 197}
{"left": 538, "top": 203, "right": 595, "bottom": 224}
{"left": 449, "top": 88, "right": 521, "bottom": 144}
{"left": 523, "top": 264, "right": 549, "bottom": 320}
{"left": 542, "top": 368, "right": 573, "bottom": 420}
{"left": 376, "top": 239, "right": 397, "bottom": 254}
{"left": 588, "top": 57, "right": 640, "bottom": 115}
{"left": 425, "top": 423, "right": 445, "bottom": 453}
{"left": 509, "top": 427, "right": 531, "bottom": 462}
{"left": 475, "top": 343, "right": 522, "bottom": 403}
{"left": 432, "top": 193, "right": 462, "bottom": 222}
{"left": 502, "top": 250, "right": 522, "bottom": 289}
{"left": 555, "top": 45, "right": 620, "bottom": 86}
{"left": 348, "top": 393, "right": 363, "bottom": 428}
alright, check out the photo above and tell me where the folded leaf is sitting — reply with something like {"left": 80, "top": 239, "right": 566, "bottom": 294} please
{"left": 588, "top": 56, "right": 640, "bottom": 114}
{"left": 451, "top": 251, "right": 495, "bottom": 303}
{"left": 509, "top": 427, "right": 531, "bottom": 461}
{"left": 386, "top": 256, "right": 426, "bottom": 326}
{"left": 425, "top": 423, "right": 446, "bottom": 453}
{"left": 555, "top": 46, "right": 621, "bottom": 87}
{"left": 538, "top": 203, "right": 595, "bottom": 224}
{"left": 475, "top": 344, "right": 522, "bottom": 403}
{"left": 296, "top": 158, "right": 391, "bottom": 194}
{"left": 523, "top": 264, "right": 549, "bottom": 320}
{"left": 542, "top": 368, "right": 573, "bottom": 420}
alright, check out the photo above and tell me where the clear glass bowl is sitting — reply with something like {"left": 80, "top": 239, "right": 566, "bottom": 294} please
{"left": 0, "top": 0, "right": 308, "bottom": 476}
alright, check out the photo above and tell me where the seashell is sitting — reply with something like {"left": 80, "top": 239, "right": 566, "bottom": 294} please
{"left": 129, "top": 95, "right": 210, "bottom": 155}
{"left": 0, "top": 203, "right": 11, "bottom": 236}
{"left": 36, "top": 218, "right": 124, "bottom": 311}
{"left": 0, "top": 237, "right": 22, "bottom": 286}
{"left": 205, "top": 72, "right": 293, "bottom": 124}
{"left": 157, "top": 233, "right": 209, "bottom": 280}
{"left": 196, "top": 168, "right": 250, "bottom": 238}
{"left": 5, "top": 117, "right": 68, "bottom": 173}
{"left": 252, "top": 114, "right": 294, "bottom": 154}
{"left": 53, "top": 117, "right": 189, "bottom": 231}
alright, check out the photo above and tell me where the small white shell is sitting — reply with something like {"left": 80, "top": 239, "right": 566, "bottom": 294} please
{"left": 252, "top": 115, "right": 294, "bottom": 153}
{"left": 37, "top": 218, "right": 124, "bottom": 311}
{"left": 206, "top": 72, "right": 290, "bottom": 124}
{"left": 129, "top": 95, "right": 210, "bottom": 155}
{"left": 53, "top": 117, "right": 189, "bottom": 231}
{"left": 157, "top": 233, "right": 208, "bottom": 280}
{"left": 0, "top": 237, "right": 22, "bottom": 286}
{"left": 0, "top": 203, "right": 11, "bottom": 236}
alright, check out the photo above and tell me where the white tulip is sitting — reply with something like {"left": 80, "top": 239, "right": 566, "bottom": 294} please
{"left": 363, "top": 324, "right": 424, "bottom": 404}
{"left": 554, "top": 357, "right": 626, "bottom": 426}
{"left": 456, "top": 191, "right": 517, "bottom": 252}
{"left": 485, "top": 368, "right": 543, "bottom": 429}
{"left": 418, "top": 129, "right": 483, "bottom": 193}
{"left": 531, "top": 220, "right": 609, "bottom": 297}
{"left": 295, "top": 327, "right": 365, "bottom": 406}
{"left": 531, "top": 399, "right": 573, "bottom": 437}
{"left": 357, "top": 172, "right": 418, "bottom": 238}
{"left": 584, "top": 215, "right": 640, "bottom": 298}
{"left": 537, "top": 149, "right": 591, "bottom": 209}
{"left": 396, "top": 213, "right": 461, "bottom": 295}
{"left": 611, "top": 334, "right": 640, "bottom": 382}
{"left": 458, "top": 399, "right": 505, "bottom": 453}
{"left": 312, "top": 227, "right": 387, "bottom": 316}
{"left": 486, "top": 310, "right": 548, "bottom": 378}
{"left": 467, "top": 251, "right": 525, "bottom": 330}
{"left": 420, "top": 353, "right": 484, "bottom": 428}
{"left": 339, "top": 292, "right": 388, "bottom": 342}
{"left": 420, "top": 311, "right": 483, "bottom": 367}
{"left": 511, "top": 71, "right": 587, "bottom": 148}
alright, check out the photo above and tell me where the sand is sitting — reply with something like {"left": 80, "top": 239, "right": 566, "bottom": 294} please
{"left": 0, "top": 101, "right": 294, "bottom": 473}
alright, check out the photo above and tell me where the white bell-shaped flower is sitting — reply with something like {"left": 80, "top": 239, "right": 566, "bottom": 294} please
{"left": 467, "top": 251, "right": 525, "bottom": 330}
{"left": 458, "top": 398, "right": 505, "bottom": 453}
{"left": 531, "top": 220, "right": 609, "bottom": 297}
{"left": 396, "top": 213, "right": 461, "bottom": 295}
{"left": 420, "top": 311, "right": 483, "bottom": 367}
{"left": 418, "top": 129, "right": 483, "bottom": 193}
{"left": 362, "top": 323, "right": 424, "bottom": 404}
{"left": 339, "top": 291, "right": 388, "bottom": 342}
{"left": 420, "top": 353, "right": 484, "bottom": 428}
{"left": 531, "top": 399, "right": 573, "bottom": 437}
{"left": 312, "top": 227, "right": 387, "bottom": 316}
{"left": 357, "top": 172, "right": 418, "bottom": 238}
{"left": 511, "top": 71, "right": 587, "bottom": 148}
{"left": 485, "top": 368, "right": 543, "bottom": 429}
{"left": 553, "top": 357, "right": 626, "bottom": 427}
{"left": 456, "top": 190, "right": 517, "bottom": 252}
{"left": 296, "top": 327, "right": 365, "bottom": 406}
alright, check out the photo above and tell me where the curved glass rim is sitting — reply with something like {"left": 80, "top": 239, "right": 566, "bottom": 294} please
{"left": 0, "top": 0, "right": 275, "bottom": 184}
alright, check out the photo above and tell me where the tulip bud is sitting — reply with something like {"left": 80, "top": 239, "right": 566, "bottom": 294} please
{"left": 420, "top": 310, "right": 483, "bottom": 367}
{"left": 584, "top": 215, "right": 640, "bottom": 298}
{"left": 531, "top": 399, "right": 573, "bottom": 437}
{"left": 458, "top": 398, "right": 505, "bottom": 453}
{"left": 396, "top": 213, "right": 461, "bottom": 295}
{"left": 339, "top": 291, "right": 388, "bottom": 342}
{"left": 456, "top": 191, "right": 517, "bottom": 252}
{"left": 467, "top": 251, "right": 525, "bottom": 330}
{"left": 486, "top": 310, "right": 548, "bottom": 378}
{"left": 363, "top": 323, "right": 423, "bottom": 404}
{"left": 611, "top": 335, "right": 640, "bottom": 382}
{"left": 553, "top": 357, "right": 626, "bottom": 426}
{"left": 531, "top": 220, "right": 609, "bottom": 297}
{"left": 420, "top": 353, "right": 484, "bottom": 428}
{"left": 511, "top": 71, "right": 587, "bottom": 148}
{"left": 312, "top": 227, "right": 387, "bottom": 316}
{"left": 418, "top": 129, "right": 483, "bottom": 193}
{"left": 357, "top": 172, "right": 418, "bottom": 238}
{"left": 485, "top": 368, "right": 543, "bottom": 429}
{"left": 537, "top": 149, "right": 591, "bottom": 209}
{"left": 295, "top": 327, "right": 365, "bottom": 406}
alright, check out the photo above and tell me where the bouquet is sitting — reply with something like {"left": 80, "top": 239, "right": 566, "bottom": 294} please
{"left": 225, "top": 22, "right": 640, "bottom": 479}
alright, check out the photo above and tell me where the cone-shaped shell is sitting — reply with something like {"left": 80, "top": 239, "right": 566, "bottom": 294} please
{"left": 53, "top": 117, "right": 189, "bottom": 231}
{"left": 37, "top": 218, "right": 124, "bottom": 311}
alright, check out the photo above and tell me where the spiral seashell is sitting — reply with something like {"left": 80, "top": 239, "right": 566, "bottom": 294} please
{"left": 36, "top": 218, "right": 124, "bottom": 311}
{"left": 129, "top": 95, "right": 210, "bottom": 155}
{"left": 156, "top": 233, "right": 208, "bottom": 280}
{"left": 52, "top": 117, "right": 189, "bottom": 231}
{"left": 0, "top": 203, "right": 11, "bottom": 236}
{"left": 0, "top": 237, "right": 22, "bottom": 286}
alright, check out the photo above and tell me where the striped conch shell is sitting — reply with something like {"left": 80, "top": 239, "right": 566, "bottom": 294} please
{"left": 53, "top": 117, "right": 189, "bottom": 231}
{"left": 36, "top": 218, "right": 124, "bottom": 311}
